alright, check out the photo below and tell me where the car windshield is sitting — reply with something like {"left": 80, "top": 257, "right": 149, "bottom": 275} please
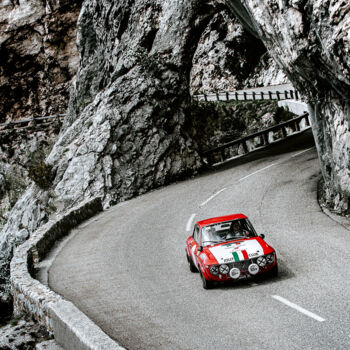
{"left": 201, "top": 218, "right": 257, "bottom": 246}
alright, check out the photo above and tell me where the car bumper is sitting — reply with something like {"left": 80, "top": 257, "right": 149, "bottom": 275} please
{"left": 203, "top": 259, "right": 277, "bottom": 282}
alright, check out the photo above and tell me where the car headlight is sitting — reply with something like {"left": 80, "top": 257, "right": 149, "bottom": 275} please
{"left": 248, "top": 263, "right": 259, "bottom": 275}
{"left": 219, "top": 264, "right": 229, "bottom": 274}
{"left": 209, "top": 265, "right": 219, "bottom": 275}
{"left": 257, "top": 256, "right": 267, "bottom": 267}
{"left": 229, "top": 268, "right": 240, "bottom": 279}
{"left": 266, "top": 253, "right": 275, "bottom": 264}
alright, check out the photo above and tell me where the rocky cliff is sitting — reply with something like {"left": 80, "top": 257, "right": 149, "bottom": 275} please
{"left": 226, "top": 0, "right": 350, "bottom": 213}
{"left": 190, "top": 7, "right": 287, "bottom": 94}
{"left": 3, "top": 0, "right": 348, "bottom": 318}
{"left": 0, "top": 0, "right": 214, "bottom": 307}
{"left": 0, "top": 0, "right": 82, "bottom": 122}
{"left": 0, "top": 0, "right": 287, "bottom": 309}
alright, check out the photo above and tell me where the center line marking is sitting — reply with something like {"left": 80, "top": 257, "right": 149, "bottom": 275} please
{"left": 291, "top": 146, "right": 315, "bottom": 158}
{"left": 239, "top": 163, "right": 276, "bottom": 182}
{"left": 186, "top": 214, "right": 196, "bottom": 232}
{"left": 272, "top": 295, "right": 325, "bottom": 322}
{"left": 199, "top": 188, "right": 226, "bottom": 207}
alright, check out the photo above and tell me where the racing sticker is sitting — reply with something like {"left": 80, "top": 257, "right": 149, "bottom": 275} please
{"left": 209, "top": 239, "right": 264, "bottom": 263}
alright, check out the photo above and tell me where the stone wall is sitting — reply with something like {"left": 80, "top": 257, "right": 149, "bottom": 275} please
{"left": 10, "top": 197, "right": 124, "bottom": 349}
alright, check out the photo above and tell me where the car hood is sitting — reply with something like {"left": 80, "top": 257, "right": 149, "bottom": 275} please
{"left": 208, "top": 238, "right": 266, "bottom": 264}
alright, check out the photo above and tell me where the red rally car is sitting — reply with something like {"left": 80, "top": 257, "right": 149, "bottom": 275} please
{"left": 186, "top": 214, "right": 278, "bottom": 289}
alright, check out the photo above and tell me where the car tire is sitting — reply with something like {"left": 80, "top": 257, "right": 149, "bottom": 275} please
{"left": 269, "top": 264, "right": 278, "bottom": 278}
{"left": 200, "top": 270, "right": 213, "bottom": 289}
{"left": 186, "top": 252, "right": 197, "bottom": 272}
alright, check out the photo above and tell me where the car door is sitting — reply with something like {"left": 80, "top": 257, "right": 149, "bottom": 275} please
{"left": 190, "top": 225, "right": 200, "bottom": 268}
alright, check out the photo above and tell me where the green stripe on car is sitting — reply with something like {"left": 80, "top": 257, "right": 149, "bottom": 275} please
{"left": 232, "top": 251, "right": 240, "bottom": 262}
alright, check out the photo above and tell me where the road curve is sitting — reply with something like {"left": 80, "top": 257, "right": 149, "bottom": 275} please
{"left": 49, "top": 130, "right": 350, "bottom": 350}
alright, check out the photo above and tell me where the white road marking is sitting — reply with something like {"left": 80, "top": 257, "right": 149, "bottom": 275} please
{"left": 239, "top": 163, "right": 276, "bottom": 182}
{"left": 291, "top": 147, "right": 315, "bottom": 158}
{"left": 272, "top": 295, "right": 325, "bottom": 322}
{"left": 186, "top": 213, "right": 196, "bottom": 232}
{"left": 199, "top": 188, "right": 226, "bottom": 207}
{"left": 198, "top": 147, "right": 313, "bottom": 207}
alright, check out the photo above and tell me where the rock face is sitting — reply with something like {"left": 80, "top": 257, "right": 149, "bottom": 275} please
{"left": 190, "top": 6, "right": 287, "bottom": 94}
{"left": 0, "top": 123, "right": 61, "bottom": 231}
{"left": 0, "top": 0, "right": 288, "bottom": 305}
{"left": 0, "top": 0, "right": 82, "bottom": 122}
{"left": 226, "top": 0, "right": 350, "bottom": 213}
{"left": 0, "top": 314, "right": 51, "bottom": 349}
{"left": 0, "top": 0, "right": 217, "bottom": 301}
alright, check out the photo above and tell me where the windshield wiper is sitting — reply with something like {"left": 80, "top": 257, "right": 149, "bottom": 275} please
{"left": 202, "top": 240, "right": 221, "bottom": 244}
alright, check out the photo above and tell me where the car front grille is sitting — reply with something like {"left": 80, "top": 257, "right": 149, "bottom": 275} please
{"left": 229, "top": 259, "right": 252, "bottom": 270}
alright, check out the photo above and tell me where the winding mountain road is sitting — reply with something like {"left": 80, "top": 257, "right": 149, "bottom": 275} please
{"left": 49, "top": 130, "right": 350, "bottom": 350}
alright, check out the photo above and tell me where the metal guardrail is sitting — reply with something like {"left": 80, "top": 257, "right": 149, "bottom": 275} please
{"left": 204, "top": 113, "right": 310, "bottom": 165}
{"left": 193, "top": 89, "right": 300, "bottom": 102}
{"left": 0, "top": 114, "right": 66, "bottom": 132}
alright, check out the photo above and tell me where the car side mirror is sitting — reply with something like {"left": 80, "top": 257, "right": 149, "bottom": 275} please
{"left": 259, "top": 234, "right": 265, "bottom": 239}
{"left": 198, "top": 246, "right": 203, "bottom": 252}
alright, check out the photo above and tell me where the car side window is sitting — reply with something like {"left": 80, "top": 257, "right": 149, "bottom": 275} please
{"left": 193, "top": 225, "right": 199, "bottom": 243}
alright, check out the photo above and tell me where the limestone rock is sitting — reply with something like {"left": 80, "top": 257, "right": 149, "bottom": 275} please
{"left": 0, "top": 315, "right": 51, "bottom": 349}
{"left": 0, "top": 0, "right": 211, "bottom": 301}
{"left": 190, "top": 7, "right": 287, "bottom": 94}
{"left": 226, "top": 0, "right": 350, "bottom": 212}
{"left": 0, "top": 0, "right": 82, "bottom": 122}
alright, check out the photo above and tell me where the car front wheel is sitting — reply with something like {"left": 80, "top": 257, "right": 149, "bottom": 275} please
{"left": 266, "top": 264, "right": 278, "bottom": 278}
{"left": 186, "top": 251, "right": 197, "bottom": 272}
{"left": 200, "top": 270, "right": 214, "bottom": 289}
{"left": 270, "top": 264, "right": 278, "bottom": 277}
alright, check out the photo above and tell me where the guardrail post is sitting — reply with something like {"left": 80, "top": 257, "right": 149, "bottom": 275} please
{"left": 276, "top": 91, "right": 280, "bottom": 101}
{"left": 261, "top": 92, "right": 264, "bottom": 100}
{"left": 290, "top": 90, "right": 294, "bottom": 99}
{"left": 204, "top": 93, "right": 208, "bottom": 102}
{"left": 281, "top": 126, "right": 287, "bottom": 138}
{"left": 295, "top": 91, "right": 299, "bottom": 100}
{"left": 304, "top": 114, "right": 310, "bottom": 126}
{"left": 206, "top": 153, "right": 213, "bottom": 165}
{"left": 268, "top": 91, "right": 272, "bottom": 100}
{"left": 226, "top": 92, "right": 229, "bottom": 101}
{"left": 220, "top": 149, "right": 225, "bottom": 162}
{"left": 243, "top": 92, "right": 247, "bottom": 101}
{"left": 263, "top": 133, "right": 269, "bottom": 145}
{"left": 242, "top": 141, "right": 248, "bottom": 153}
{"left": 295, "top": 121, "right": 300, "bottom": 131}
{"left": 216, "top": 92, "right": 220, "bottom": 101}
{"left": 252, "top": 92, "right": 256, "bottom": 100}
{"left": 284, "top": 90, "right": 288, "bottom": 99}
{"left": 235, "top": 92, "right": 238, "bottom": 101}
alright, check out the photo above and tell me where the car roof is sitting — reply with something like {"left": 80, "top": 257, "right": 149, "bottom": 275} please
{"left": 196, "top": 214, "right": 247, "bottom": 227}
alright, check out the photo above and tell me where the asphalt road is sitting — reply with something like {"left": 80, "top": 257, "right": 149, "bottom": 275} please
{"left": 49, "top": 130, "right": 350, "bottom": 350}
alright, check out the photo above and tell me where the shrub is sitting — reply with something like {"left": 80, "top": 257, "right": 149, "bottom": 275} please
{"left": 28, "top": 161, "right": 53, "bottom": 189}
